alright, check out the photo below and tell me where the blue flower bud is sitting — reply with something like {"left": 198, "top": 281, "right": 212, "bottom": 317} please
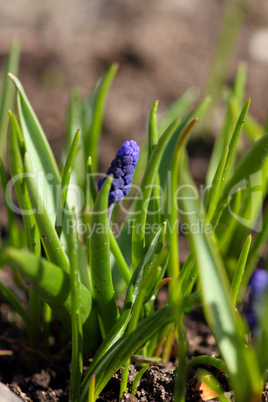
{"left": 98, "top": 140, "right": 140, "bottom": 204}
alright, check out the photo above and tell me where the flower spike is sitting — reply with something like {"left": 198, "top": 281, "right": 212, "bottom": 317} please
{"left": 98, "top": 140, "right": 140, "bottom": 204}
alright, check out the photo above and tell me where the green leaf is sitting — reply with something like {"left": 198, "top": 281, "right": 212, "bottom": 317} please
{"left": 85, "top": 64, "right": 118, "bottom": 173}
{"left": 132, "top": 118, "right": 181, "bottom": 269}
{"left": 0, "top": 159, "right": 20, "bottom": 247}
{"left": 5, "top": 247, "right": 93, "bottom": 353}
{"left": 64, "top": 90, "right": 85, "bottom": 188}
{"left": 232, "top": 62, "right": 247, "bottom": 108}
{"left": 158, "top": 86, "right": 199, "bottom": 135}
{"left": 166, "top": 118, "right": 198, "bottom": 300}
{"left": 8, "top": 111, "right": 41, "bottom": 253}
{"left": 131, "top": 364, "right": 149, "bottom": 396}
{"left": 68, "top": 210, "right": 83, "bottom": 401}
{"left": 55, "top": 129, "right": 80, "bottom": 238}
{"left": 159, "top": 96, "right": 211, "bottom": 190}
{"left": 228, "top": 135, "right": 268, "bottom": 202}
{"left": 83, "top": 223, "right": 167, "bottom": 382}
{"left": 0, "top": 39, "right": 20, "bottom": 160}
{"left": 0, "top": 281, "right": 28, "bottom": 326}
{"left": 218, "top": 98, "right": 251, "bottom": 199}
{"left": 217, "top": 188, "right": 242, "bottom": 254}
{"left": 147, "top": 100, "right": 161, "bottom": 229}
{"left": 205, "top": 146, "right": 229, "bottom": 223}
{"left": 148, "top": 100, "right": 159, "bottom": 157}
{"left": 231, "top": 234, "right": 252, "bottom": 307}
{"left": 187, "top": 355, "right": 227, "bottom": 372}
{"left": 89, "top": 175, "right": 119, "bottom": 337}
{"left": 81, "top": 294, "right": 197, "bottom": 401}
{"left": 206, "top": 97, "right": 235, "bottom": 186}
{"left": 9, "top": 74, "right": 61, "bottom": 225}
{"left": 8, "top": 111, "right": 42, "bottom": 347}
{"left": 179, "top": 161, "right": 263, "bottom": 401}
{"left": 80, "top": 304, "right": 176, "bottom": 401}
{"left": 23, "top": 152, "right": 69, "bottom": 271}
{"left": 244, "top": 206, "right": 268, "bottom": 287}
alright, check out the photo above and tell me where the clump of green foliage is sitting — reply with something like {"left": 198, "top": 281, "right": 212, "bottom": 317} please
{"left": 1, "top": 41, "right": 268, "bottom": 402}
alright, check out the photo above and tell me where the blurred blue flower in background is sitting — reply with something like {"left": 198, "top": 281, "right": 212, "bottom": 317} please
{"left": 244, "top": 269, "right": 268, "bottom": 335}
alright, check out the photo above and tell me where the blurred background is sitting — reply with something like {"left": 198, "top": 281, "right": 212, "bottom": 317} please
{"left": 0, "top": 0, "right": 268, "bottom": 164}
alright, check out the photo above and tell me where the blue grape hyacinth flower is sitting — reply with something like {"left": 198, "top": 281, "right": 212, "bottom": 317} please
{"left": 244, "top": 268, "right": 268, "bottom": 334}
{"left": 98, "top": 140, "right": 140, "bottom": 204}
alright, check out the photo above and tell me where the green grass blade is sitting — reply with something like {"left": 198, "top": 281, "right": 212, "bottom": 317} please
{"left": 9, "top": 73, "right": 61, "bottom": 225}
{"left": 217, "top": 188, "right": 241, "bottom": 254}
{"left": 5, "top": 247, "right": 94, "bottom": 353}
{"left": 219, "top": 132, "right": 268, "bottom": 204}
{"left": 243, "top": 206, "right": 268, "bottom": 288}
{"left": 231, "top": 234, "right": 252, "bottom": 307}
{"left": 80, "top": 304, "right": 175, "bottom": 401}
{"left": 206, "top": 146, "right": 229, "bottom": 223}
{"left": 148, "top": 100, "right": 159, "bottom": 156}
{"left": 0, "top": 39, "right": 20, "bottom": 160}
{"left": 166, "top": 118, "right": 198, "bottom": 300}
{"left": 0, "top": 159, "right": 20, "bottom": 247}
{"left": 174, "top": 310, "right": 187, "bottom": 402}
{"left": 131, "top": 364, "right": 149, "bottom": 396}
{"left": 87, "top": 375, "right": 95, "bottom": 402}
{"left": 89, "top": 175, "right": 119, "bottom": 337}
{"left": 8, "top": 111, "right": 42, "bottom": 347}
{"left": 179, "top": 161, "right": 263, "bottom": 401}
{"left": 109, "top": 233, "right": 131, "bottom": 285}
{"left": 82, "top": 223, "right": 167, "bottom": 383}
{"left": 196, "top": 369, "right": 229, "bottom": 402}
{"left": 84, "top": 158, "right": 131, "bottom": 286}
{"left": 256, "top": 293, "right": 268, "bottom": 378}
{"left": 132, "top": 118, "right": 181, "bottom": 270}
{"left": 55, "top": 129, "right": 80, "bottom": 238}
{"left": 23, "top": 152, "right": 69, "bottom": 271}
{"left": 172, "top": 251, "right": 196, "bottom": 299}
{"left": 244, "top": 114, "right": 264, "bottom": 141}
{"left": 0, "top": 281, "right": 28, "bottom": 326}
{"left": 147, "top": 100, "right": 161, "bottom": 228}
{"left": 218, "top": 98, "right": 251, "bottom": 197}
{"left": 232, "top": 62, "right": 247, "bottom": 108}
{"left": 65, "top": 90, "right": 85, "bottom": 188}
{"left": 8, "top": 111, "right": 41, "bottom": 253}
{"left": 85, "top": 64, "right": 118, "bottom": 173}
{"left": 206, "top": 97, "right": 234, "bottom": 186}
{"left": 158, "top": 86, "right": 199, "bottom": 135}
{"left": 68, "top": 211, "right": 83, "bottom": 401}
{"left": 187, "top": 355, "right": 227, "bottom": 372}
{"left": 159, "top": 96, "right": 211, "bottom": 190}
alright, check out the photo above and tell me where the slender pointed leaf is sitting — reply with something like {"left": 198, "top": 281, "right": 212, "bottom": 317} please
{"left": 0, "top": 281, "right": 28, "bottom": 326}
{"left": 9, "top": 74, "right": 61, "bottom": 225}
{"left": 68, "top": 210, "right": 83, "bottom": 401}
{"left": 8, "top": 111, "right": 40, "bottom": 253}
{"left": 5, "top": 247, "right": 93, "bottom": 353}
{"left": 85, "top": 64, "right": 118, "bottom": 173}
{"left": 232, "top": 234, "right": 252, "bottom": 307}
{"left": 23, "top": 152, "right": 69, "bottom": 271}
{"left": 55, "top": 129, "right": 80, "bottom": 237}
{"left": 0, "top": 39, "right": 20, "bottom": 160}
{"left": 179, "top": 161, "right": 263, "bottom": 401}
{"left": 166, "top": 118, "right": 198, "bottom": 300}
{"left": 132, "top": 118, "right": 181, "bottom": 269}
{"left": 89, "top": 175, "right": 119, "bottom": 337}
